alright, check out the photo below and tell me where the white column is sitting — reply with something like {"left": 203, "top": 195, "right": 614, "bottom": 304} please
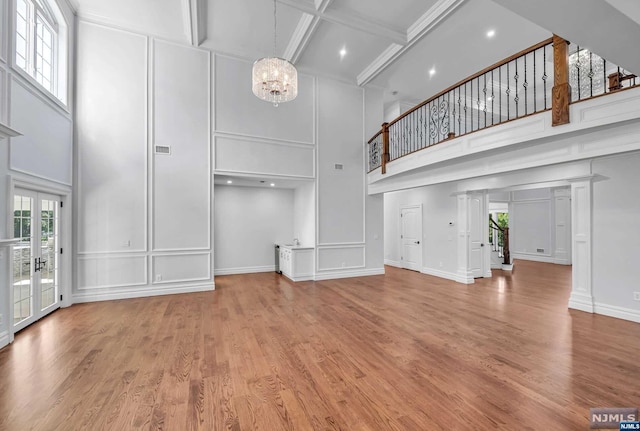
{"left": 456, "top": 193, "right": 474, "bottom": 284}
{"left": 568, "top": 179, "right": 593, "bottom": 312}
{"left": 553, "top": 188, "right": 572, "bottom": 265}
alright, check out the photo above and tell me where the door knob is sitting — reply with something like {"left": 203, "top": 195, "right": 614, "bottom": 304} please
{"left": 415, "top": 241, "right": 420, "bottom": 244}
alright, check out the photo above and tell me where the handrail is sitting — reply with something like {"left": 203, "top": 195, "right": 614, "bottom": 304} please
{"left": 489, "top": 217, "right": 503, "bottom": 231}
{"left": 366, "top": 34, "right": 639, "bottom": 174}
{"left": 391, "top": 37, "right": 554, "bottom": 127}
{"left": 489, "top": 216, "right": 510, "bottom": 266}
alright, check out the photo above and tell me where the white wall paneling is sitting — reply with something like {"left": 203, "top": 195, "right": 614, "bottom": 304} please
{"left": 569, "top": 179, "right": 594, "bottom": 313}
{"left": 294, "top": 182, "right": 316, "bottom": 247}
{"left": 0, "top": 67, "right": 6, "bottom": 123}
{"left": 214, "top": 134, "right": 315, "bottom": 179}
{"left": 317, "top": 78, "right": 365, "bottom": 245}
{"left": 152, "top": 39, "right": 210, "bottom": 251}
{"left": 592, "top": 152, "right": 640, "bottom": 318}
{"left": 0, "top": 0, "right": 6, "bottom": 64}
{"left": 76, "top": 21, "right": 148, "bottom": 254}
{"left": 316, "top": 245, "right": 365, "bottom": 271}
{"left": 152, "top": 253, "right": 211, "bottom": 284}
{"left": 456, "top": 194, "right": 474, "bottom": 284}
{"left": 553, "top": 188, "right": 571, "bottom": 264}
{"left": 214, "top": 54, "right": 314, "bottom": 143}
{"left": 77, "top": 255, "right": 148, "bottom": 290}
{"left": 9, "top": 78, "right": 73, "bottom": 184}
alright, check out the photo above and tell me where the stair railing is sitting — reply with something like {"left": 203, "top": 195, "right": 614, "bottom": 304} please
{"left": 489, "top": 217, "right": 510, "bottom": 266}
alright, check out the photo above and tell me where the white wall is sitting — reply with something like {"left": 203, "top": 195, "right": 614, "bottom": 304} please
{"left": 592, "top": 152, "right": 640, "bottom": 318}
{"left": 75, "top": 21, "right": 213, "bottom": 301}
{"left": 293, "top": 182, "right": 315, "bottom": 247}
{"left": 214, "top": 185, "right": 294, "bottom": 274}
{"left": 0, "top": 0, "right": 75, "bottom": 348}
{"left": 384, "top": 182, "right": 458, "bottom": 279}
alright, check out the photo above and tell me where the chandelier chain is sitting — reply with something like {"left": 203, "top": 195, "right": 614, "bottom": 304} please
{"left": 273, "top": 0, "right": 277, "bottom": 56}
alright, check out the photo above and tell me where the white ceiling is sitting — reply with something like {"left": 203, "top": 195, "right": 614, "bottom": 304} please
{"left": 69, "top": 0, "right": 640, "bottom": 112}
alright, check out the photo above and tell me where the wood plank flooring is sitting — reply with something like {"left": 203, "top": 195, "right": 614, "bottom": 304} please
{"left": 1, "top": 260, "right": 640, "bottom": 430}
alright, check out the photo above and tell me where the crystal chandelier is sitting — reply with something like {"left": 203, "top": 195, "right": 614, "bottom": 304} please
{"left": 252, "top": 0, "right": 298, "bottom": 107}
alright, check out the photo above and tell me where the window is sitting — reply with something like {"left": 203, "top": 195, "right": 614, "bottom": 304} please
{"left": 14, "top": 0, "right": 66, "bottom": 103}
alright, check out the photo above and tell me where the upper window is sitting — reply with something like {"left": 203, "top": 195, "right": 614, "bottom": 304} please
{"left": 14, "top": 0, "right": 67, "bottom": 104}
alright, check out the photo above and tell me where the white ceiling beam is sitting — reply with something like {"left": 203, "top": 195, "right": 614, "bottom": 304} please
{"left": 181, "top": 0, "right": 208, "bottom": 46}
{"left": 283, "top": 13, "right": 318, "bottom": 63}
{"left": 357, "top": 0, "right": 466, "bottom": 86}
{"left": 277, "top": 0, "right": 407, "bottom": 45}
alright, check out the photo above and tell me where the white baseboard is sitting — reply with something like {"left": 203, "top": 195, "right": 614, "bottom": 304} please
{"left": 512, "top": 253, "right": 555, "bottom": 264}
{"left": 0, "top": 331, "right": 9, "bottom": 351}
{"left": 568, "top": 292, "right": 595, "bottom": 313}
{"left": 384, "top": 259, "right": 402, "bottom": 268}
{"left": 594, "top": 302, "right": 640, "bottom": 324}
{"left": 420, "top": 267, "right": 464, "bottom": 283}
{"left": 314, "top": 267, "right": 385, "bottom": 281}
{"left": 72, "top": 282, "right": 215, "bottom": 304}
{"left": 214, "top": 265, "right": 275, "bottom": 276}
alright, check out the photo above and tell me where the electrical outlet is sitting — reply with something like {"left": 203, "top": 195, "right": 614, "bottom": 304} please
{"left": 156, "top": 274, "right": 162, "bottom": 282}
{"left": 633, "top": 292, "right": 640, "bottom": 301}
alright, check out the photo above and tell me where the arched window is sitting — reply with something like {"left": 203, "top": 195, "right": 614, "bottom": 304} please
{"left": 14, "top": 0, "right": 67, "bottom": 103}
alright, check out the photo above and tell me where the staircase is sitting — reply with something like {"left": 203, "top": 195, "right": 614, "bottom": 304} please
{"left": 489, "top": 216, "right": 513, "bottom": 271}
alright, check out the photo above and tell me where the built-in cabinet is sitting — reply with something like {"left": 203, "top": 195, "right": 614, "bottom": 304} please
{"left": 279, "top": 245, "right": 314, "bottom": 281}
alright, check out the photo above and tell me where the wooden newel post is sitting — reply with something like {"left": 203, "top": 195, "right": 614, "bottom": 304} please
{"left": 552, "top": 34, "right": 571, "bottom": 126}
{"left": 381, "top": 122, "right": 390, "bottom": 175}
{"left": 503, "top": 227, "right": 510, "bottom": 266}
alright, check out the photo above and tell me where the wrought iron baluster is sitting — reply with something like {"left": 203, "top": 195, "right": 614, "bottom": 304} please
{"left": 589, "top": 50, "right": 593, "bottom": 98}
{"left": 483, "top": 73, "right": 487, "bottom": 128}
{"left": 491, "top": 69, "right": 495, "bottom": 126}
{"left": 523, "top": 53, "right": 528, "bottom": 115}
{"left": 506, "top": 62, "right": 510, "bottom": 120}
{"left": 457, "top": 87, "right": 462, "bottom": 136}
{"left": 533, "top": 48, "right": 537, "bottom": 113}
{"left": 464, "top": 82, "right": 468, "bottom": 134}
{"left": 499, "top": 65, "right": 502, "bottom": 122}
{"left": 543, "top": 44, "right": 548, "bottom": 109}
{"left": 514, "top": 58, "right": 519, "bottom": 118}
{"left": 576, "top": 45, "right": 582, "bottom": 100}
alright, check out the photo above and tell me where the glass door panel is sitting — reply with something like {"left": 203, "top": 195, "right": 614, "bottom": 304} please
{"left": 13, "top": 194, "right": 34, "bottom": 325}
{"left": 40, "top": 199, "right": 59, "bottom": 310}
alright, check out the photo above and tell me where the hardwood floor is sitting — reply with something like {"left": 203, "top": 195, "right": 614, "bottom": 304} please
{"left": 1, "top": 260, "right": 639, "bottom": 430}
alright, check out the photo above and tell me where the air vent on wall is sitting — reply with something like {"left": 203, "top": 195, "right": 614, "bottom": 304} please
{"left": 537, "top": 248, "right": 545, "bottom": 253}
{"left": 155, "top": 145, "right": 171, "bottom": 155}
{"left": 334, "top": 163, "right": 344, "bottom": 170}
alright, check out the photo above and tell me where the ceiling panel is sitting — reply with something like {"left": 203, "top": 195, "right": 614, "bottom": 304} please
{"left": 327, "top": 0, "right": 438, "bottom": 31}
{"left": 370, "top": 0, "right": 551, "bottom": 106}
{"left": 202, "top": 0, "right": 302, "bottom": 60}
{"left": 296, "top": 20, "right": 390, "bottom": 82}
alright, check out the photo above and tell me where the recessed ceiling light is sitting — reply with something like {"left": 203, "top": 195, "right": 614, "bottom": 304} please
{"left": 227, "top": 180, "right": 233, "bottom": 184}
{"left": 429, "top": 67, "right": 436, "bottom": 77}
{"left": 486, "top": 29, "right": 496, "bottom": 38}
{"left": 270, "top": 183, "right": 275, "bottom": 187}
{"left": 339, "top": 47, "right": 347, "bottom": 59}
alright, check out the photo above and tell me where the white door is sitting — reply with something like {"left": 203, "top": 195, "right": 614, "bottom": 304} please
{"left": 468, "top": 194, "right": 485, "bottom": 278}
{"left": 13, "top": 190, "right": 62, "bottom": 332}
{"left": 401, "top": 205, "right": 422, "bottom": 272}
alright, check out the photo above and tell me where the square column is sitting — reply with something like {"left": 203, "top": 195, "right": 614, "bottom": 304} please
{"left": 568, "top": 179, "right": 594, "bottom": 312}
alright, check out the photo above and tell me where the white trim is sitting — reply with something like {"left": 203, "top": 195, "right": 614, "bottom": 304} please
{"left": 151, "top": 252, "right": 211, "bottom": 284}
{"left": 314, "top": 267, "right": 384, "bottom": 281}
{"left": 316, "top": 244, "right": 366, "bottom": 271}
{"left": 593, "top": 302, "right": 640, "bottom": 324}
{"left": 384, "top": 259, "right": 402, "bottom": 268}
{"left": 420, "top": 267, "right": 464, "bottom": 283}
{"left": 0, "top": 331, "right": 9, "bottom": 350}
{"left": 214, "top": 265, "right": 276, "bottom": 276}
{"left": 511, "top": 252, "right": 555, "bottom": 264}
{"left": 569, "top": 291, "right": 594, "bottom": 313}
{"left": 283, "top": 13, "right": 317, "bottom": 64}
{"left": 72, "top": 282, "right": 215, "bottom": 304}
{"left": 213, "top": 131, "right": 314, "bottom": 148}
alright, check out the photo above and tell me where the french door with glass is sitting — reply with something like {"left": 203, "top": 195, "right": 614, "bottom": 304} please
{"left": 13, "top": 189, "right": 61, "bottom": 332}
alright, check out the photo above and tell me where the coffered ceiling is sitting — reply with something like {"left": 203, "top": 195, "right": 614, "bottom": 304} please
{"left": 68, "top": 0, "right": 640, "bottom": 109}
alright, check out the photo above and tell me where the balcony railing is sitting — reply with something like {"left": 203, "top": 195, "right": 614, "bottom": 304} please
{"left": 368, "top": 36, "right": 639, "bottom": 174}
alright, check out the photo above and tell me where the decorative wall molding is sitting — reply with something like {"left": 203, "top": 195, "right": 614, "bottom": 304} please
{"left": 0, "top": 331, "right": 9, "bottom": 350}
{"left": 77, "top": 255, "right": 148, "bottom": 291}
{"left": 72, "top": 282, "right": 215, "bottom": 304}
{"left": 213, "top": 130, "right": 315, "bottom": 148}
{"left": 570, "top": 179, "right": 593, "bottom": 313}
{"left": 152, "top": 253, "right": 211, "bottom": 284}
{"left": 316, "top": 244, "right": 365, "bottom": 271}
